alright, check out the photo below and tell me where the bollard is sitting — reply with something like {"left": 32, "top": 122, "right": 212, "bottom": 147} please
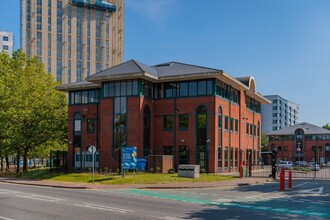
{"left": 239, "top": 162, "right": 243, "bottom": 178}
{"left": 279, "top": 168, "right": 285, "bottom": 191}
{"left": 288, "top": 170, "right": 292, "bottom": 189}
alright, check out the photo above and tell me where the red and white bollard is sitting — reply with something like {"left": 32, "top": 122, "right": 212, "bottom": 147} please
{"left": 288, "top": 170, "right": 292, "bottom": 189}
{"left": 279, "top": 168, "right": 285, "bottom": 191}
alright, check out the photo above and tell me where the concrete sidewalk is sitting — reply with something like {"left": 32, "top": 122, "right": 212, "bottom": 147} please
{"left": 0, "top": 177, "right": 275, "bottom": 190}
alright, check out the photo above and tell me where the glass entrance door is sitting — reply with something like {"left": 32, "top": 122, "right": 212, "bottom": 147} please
{"left": 179, "top": 146, "right": 189, "bottom": 164}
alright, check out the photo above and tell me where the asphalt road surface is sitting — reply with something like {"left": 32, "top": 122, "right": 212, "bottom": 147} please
{"left": 0, "top": 179, "right": 329, "bottom": 220}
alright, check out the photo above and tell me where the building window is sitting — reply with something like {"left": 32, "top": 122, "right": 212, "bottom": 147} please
{"left": 235, "top": 148, "right": 238, "bottom": 167}
{"left": 218, "top": 108, "right": 222, "bottom": 129}
{"left": 230, "top": 147, "right": 233, "bottom": 168}
{"left": 246, "top": 123, "right": 249, "bottom": 135}
{"left": 164, "top": 115, "right": 173, "bottom": 130}
{"left": 224, "top": 116, "right": 229, "bottom": 130}
{"left": 113, "top": 97, "right": 127, "bottom": 159}
{"left": 235, "top": 119, "right": 239, "bottom": 133}
{"left": 230, "top": 118, "right": 234, "bottom": 132}
{"left": 196, "top": 105, "right": 207, "bottom": 170}
{"left": 2, "top": 45, "right": 8, "bottom": 50}
{"left": 218, "top": 146, "right": 222, "bottom": 168}
{"left": 143, "top": 106, "right": 151, "bottom": 157}
{"left": 224, "top": 147, "right": 228, "bottom": 168}
{"left": 178, "top": 114, "right": 189, "bottom": 130}
{"left": 3, "top": 36, "right": 8, "bottom": 41}
{"left": 163, "top": 146, "right": 172, "bottom": 155}
{"left": 87, "top": 118, "right": 96, "bottom": 133}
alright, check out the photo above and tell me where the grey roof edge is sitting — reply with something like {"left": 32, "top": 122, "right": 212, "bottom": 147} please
{"left": 223, "top": 73, "right": 270, "bottom": 104}
{"left": 56, "top": 81, "right": 100, "bottom": 92}
{"left": 266, "top": 122, "right": 330, "bottom": 135}
{"left": 86, "top": 71, "right": 158, "bottom": 84}
{"left": 154, "top": 61, "right": 221, "bottom": 72}
{"left": 132, "top": 60, "right": 158, "bottom": 77}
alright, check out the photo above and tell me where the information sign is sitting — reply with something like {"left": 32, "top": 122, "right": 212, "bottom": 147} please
{"left": 121, "top": 147, "right": 137, "bottom": 170}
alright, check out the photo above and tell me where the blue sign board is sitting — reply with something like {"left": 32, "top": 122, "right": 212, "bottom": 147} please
{"left": 121, "top": 147, "right": 137, "bottom": 170}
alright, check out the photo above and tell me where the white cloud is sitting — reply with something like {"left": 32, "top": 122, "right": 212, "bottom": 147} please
{"left": 125, "top": 0, "right": 179, "bottom": 23}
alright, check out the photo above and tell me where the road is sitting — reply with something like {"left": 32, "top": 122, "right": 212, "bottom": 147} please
{"left": 0, "top": 180, "right": 329, "bottom": 220}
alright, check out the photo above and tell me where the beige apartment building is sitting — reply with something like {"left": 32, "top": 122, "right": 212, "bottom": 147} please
{"left": 21, "top": 0, "right": 123, "bottom": 84}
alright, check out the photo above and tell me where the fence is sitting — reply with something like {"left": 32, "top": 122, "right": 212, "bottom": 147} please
{"left": 250, "top": 165, "right": 330, "bottom": 179}
{"left": 50, "top": 151, "right": 68, "bottom": 172}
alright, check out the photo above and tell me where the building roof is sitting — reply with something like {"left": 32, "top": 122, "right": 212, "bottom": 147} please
{"left": 55, "top": 80, "right": 100, "bottom": 92}
{"left": 153, "top": 61, "right": 220, "bottom": 78}
{"left": 86, "top": 59, "right": 221, "bottom": 83}
{"left": 56, "top": 59, "right": 270, "bottom": 104}
{"left": 266, "top": 122, "right": 330, "bottom": 135}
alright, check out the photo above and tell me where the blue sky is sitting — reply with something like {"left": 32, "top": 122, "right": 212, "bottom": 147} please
{"left": 1, "top": 0, "right": 330, "bottom": 126}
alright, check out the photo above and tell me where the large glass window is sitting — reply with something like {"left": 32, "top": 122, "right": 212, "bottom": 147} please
{"left": 224, "top": 116, "right": 229, "bottom": 130}
{"left": 218, "top": 146, "right": 222, "bottom": 168}
{"left": 73, "top": 113, "right": 82, "bottom": 149}
{"left": 103, "top": 80, "right": 138, "bottom": 98}
{"left": 216, "top": 80, "right": 239, "bottom": 104}
{"left": 197, "top": 80, "right": 207, "bottom": 95}
{"left": 70, "top": 90, "right": 100, "bottom": 105}
{"left": 113, "top": 97, "right": 127, "bottom": 159}
{"left": 143, "top": 106, "right": 151, "bottom": 157}
{"left": 179, "top": 82, "right": 188, "bottom": 96}
{"left": 87, "top": 118, "right": 96, "bottom": 133}
{"left": 188, "top": 82, "right": 197, "bottom": 96}
{"left": 196, "top": 105, "right": 207, "bottom": 170}
{"left": 164, "top": 115, "right": 173, "bottom": 130}
{"left": 218, "top": 107, "right": 223, "bottom": 169}
{"left": 224, "top": 147, "right": 228, "bottom": 168}
{"left": 178, "top": 114, "right": 189, "bottom": 130}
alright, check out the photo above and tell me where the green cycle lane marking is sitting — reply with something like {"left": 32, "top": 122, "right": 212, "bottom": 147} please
{"left": 126, "top": 189, "right": 330, "bottom": 219}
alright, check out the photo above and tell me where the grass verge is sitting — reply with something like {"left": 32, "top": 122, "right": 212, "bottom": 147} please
{"left": 9, "top": 169, "right": 237, "bottom": 185}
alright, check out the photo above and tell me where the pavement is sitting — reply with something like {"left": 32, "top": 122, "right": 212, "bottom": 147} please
{"left": 0, "top": 176, "right": 275, "bottom": 190}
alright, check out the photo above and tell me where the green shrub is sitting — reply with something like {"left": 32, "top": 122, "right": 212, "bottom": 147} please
{"left": 168, "top": 168, "right": 175, "bottom": 174}
{"left": 200, "top": 168, "right": 206, "bottom": 174}
{"left": 156, "top": 167, "right": 161, "bottom": 173}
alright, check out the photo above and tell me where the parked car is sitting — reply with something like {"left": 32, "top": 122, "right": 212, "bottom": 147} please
{"left": 277, "top": 161, "right": 294, "bottom": 170}
{"left": 308, "top": 162, "right": 320, "bottom": 171}
{"left": 295, "top": 161, "right": 307, "bottom": 166}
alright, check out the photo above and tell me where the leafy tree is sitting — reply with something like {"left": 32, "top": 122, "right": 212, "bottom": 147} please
{"left": 0, "top": 50, "right": 67, "bottom": 172}
{"left": 322, "top": 123, "right": 330, "bottom": 130}
{"left": 261, "top": 133, "right": 269, "bottom": 152}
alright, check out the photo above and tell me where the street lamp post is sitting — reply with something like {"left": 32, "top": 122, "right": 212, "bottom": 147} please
{"left": 206, "top": 139, "right": 211, "bottom": 175}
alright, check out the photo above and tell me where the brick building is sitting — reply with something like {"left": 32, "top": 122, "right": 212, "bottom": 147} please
{"left": 267, "top": 122, "right": 330, "bottom": 164}
{"left": 57, "top": 60, "right": 270, "bottom": 173}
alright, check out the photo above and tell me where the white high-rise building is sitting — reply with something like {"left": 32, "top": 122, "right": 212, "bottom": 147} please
{"left": 261, "top": 95, "right": 299, "bottom": 133}
{"left": 0, "top": 31, "right": 14, "bottom": 56}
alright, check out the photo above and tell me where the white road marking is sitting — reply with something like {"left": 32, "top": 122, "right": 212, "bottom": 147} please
{"left": 298, "top": 187, "right": 323, "bottom": 194}
{"left": 0, "top": 216, "right": 15, "bottom": 220}
{"left": 73, "top": 203, "right": 134, "bottom": 214}
{"left": 308, "top": 212, "right": 327, "bottom": 216}
{"left": 292, "top": 182, "right": 309, "bottom": 188}
{"left": 158, "top": 217, "right": 185, "bottom": 220}
{"left": 15, "top": 194, "right": 65, "bottom": 202}
{"left": 0, "top": 189, "right": 22, "bottom": 194}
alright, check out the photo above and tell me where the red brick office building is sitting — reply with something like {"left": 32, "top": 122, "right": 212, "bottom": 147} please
{"left": 267, "top": 122, "right": 330, "bottom": 164}
{"left": 57, "top": 60, "right": 270, "bottom": 173}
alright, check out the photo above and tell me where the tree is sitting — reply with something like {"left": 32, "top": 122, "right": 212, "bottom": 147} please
{"left": 0, "top": 50, "right": 67, "bottom": 172}
{"left": 322, "top": 123, "right": 330, "bottom": 130}
{"left": 261, "top": 133, "right": 269, "bottom": 152}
